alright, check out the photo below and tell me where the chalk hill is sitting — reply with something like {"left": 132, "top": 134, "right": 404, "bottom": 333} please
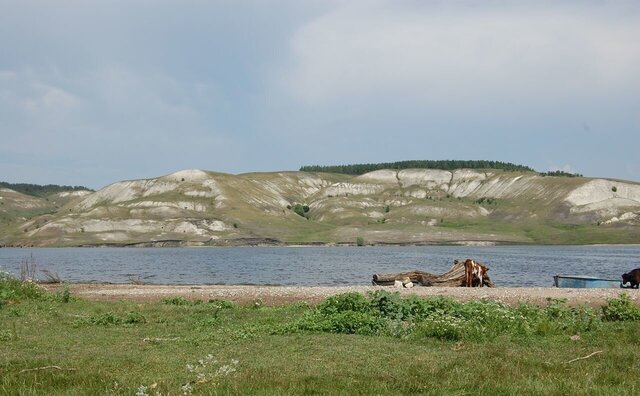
{"left": 2, "top": 168, "right": 639, "bottom": 246}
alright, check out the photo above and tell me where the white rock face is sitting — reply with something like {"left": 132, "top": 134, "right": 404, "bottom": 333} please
{"left": 405, "top": 190, "right": 428, "bottom": 199}
{"left": 173, "top": 220, "right": 228, "bottom": 235}
{"left": 448, "top": 170, "right": 489, "bottom": 197}
{"left": 464, "top": 175, "right": 541, "bottom": 199}
{"left": 165, "top": 169, "right": 211, "bottom": 183}
{"left": 32, "top": 217, "right": 228, "bottom": 238}
{"left": 127, "top": 201, "right": 209, "bottom": 212}
{"left": 56, "top": 190, "right": 92, "bottom": 198}
{"left": 77, "top": 169, "right": 227, "bottom": 210}
{"left": 566, "top": 179, "right": 640, "bottom": 206}
{"left": 323, "top": 183, "right": 386, "bottom": 196}
{"left": 357, "top": 170, "right": 399, "bottom": 184}
{"left": 604, "top": 212, "right": 638, "bottom": 225}
{"left": 397, "top": 169, "right": 452, "bottom": 189}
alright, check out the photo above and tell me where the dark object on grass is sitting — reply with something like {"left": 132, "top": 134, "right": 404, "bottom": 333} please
{"left": 622, "top": 268, "right": 640, "bottom": 289}
{"left": 372, "top": 260, "right": 494, "bottom": 287}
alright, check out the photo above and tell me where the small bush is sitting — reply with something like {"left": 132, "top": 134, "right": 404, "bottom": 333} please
{"left": 602, "top": 294, "right": 640, "bottom": 321}
{"left": 208, "top": 299, "right": 235, "bottom": 309}
{"left": 356, "top": 237, "right": 365, "bottom": 246}
{"left": 1, "top": 271, "right": 44, "bottom": 307}
{"left": 162, "top": 296, "right": 193, "bottom": 306}
{"left": 319, "top": 292, "right": 370, "bottom": 316}
{"left": 291, "top": 204, "right": 310, "bottom": 218}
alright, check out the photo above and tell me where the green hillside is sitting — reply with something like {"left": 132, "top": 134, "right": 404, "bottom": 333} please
{"left": 0, "top": 182, "right": 92, "bottom": 198}
{"left": 1, "top": 168, "right": 639, "bottom": 247}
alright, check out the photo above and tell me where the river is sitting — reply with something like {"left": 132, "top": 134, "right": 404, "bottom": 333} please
{"left": 0, "top": 245, "right": 638, "bottom": 287}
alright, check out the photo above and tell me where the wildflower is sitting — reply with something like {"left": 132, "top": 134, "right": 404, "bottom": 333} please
{"left": 181, "top": 383, "right": 193, "bottom": 395}
{"left": 216, "top": 364, "right": 237, "bottom": 377}
{"left": 135, "top": 385, "right": 148, "bottom": 396}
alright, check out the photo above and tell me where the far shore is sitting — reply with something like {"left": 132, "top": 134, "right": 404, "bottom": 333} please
{"left": 42, "top": 283, "right": 639, "bottom": 308}
{"left": 3, "top": 242, "right": 640, "bottom": 248}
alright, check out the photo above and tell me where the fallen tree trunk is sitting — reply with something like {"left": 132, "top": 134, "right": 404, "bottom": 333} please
{"left": 372, "top": 260, "right": 495, "bottom": 287}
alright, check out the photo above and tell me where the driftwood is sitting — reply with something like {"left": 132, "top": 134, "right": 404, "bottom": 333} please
{"left": 372, "top": 260, "right": 495, "bottom": 287}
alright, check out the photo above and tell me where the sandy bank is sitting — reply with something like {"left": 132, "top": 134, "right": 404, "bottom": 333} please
{"left": 42, "top": 284, "right": 640, "bottom": 307}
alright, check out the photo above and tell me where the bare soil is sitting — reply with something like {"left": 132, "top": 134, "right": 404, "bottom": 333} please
{"left": 42, "top": 283, "right": 640, "bottom": 307}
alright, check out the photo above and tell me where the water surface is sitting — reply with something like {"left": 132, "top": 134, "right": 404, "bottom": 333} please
{"left": 0, "top": 245, "right": 638, "bottom": 287}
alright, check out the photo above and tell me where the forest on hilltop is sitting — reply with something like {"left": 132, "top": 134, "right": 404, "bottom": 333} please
{"left": 0, "top": 182, "right": 92, "bottom": 197}
{"left": 300, "top": 160, "right": 536, "bottom": 175}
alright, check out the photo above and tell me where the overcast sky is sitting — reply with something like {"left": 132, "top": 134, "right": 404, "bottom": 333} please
{"left": 1, "top": 0, "right": 639, "bottom": 189}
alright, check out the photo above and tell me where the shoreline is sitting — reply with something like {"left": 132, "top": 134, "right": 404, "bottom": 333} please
{"left": 42, "top": 283, "right": 640, "bottom": 307}
{"left": 3, "top": 242, "right": 640, "bottom": 249}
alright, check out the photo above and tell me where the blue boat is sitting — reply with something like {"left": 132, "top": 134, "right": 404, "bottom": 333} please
{"left": 553, "top": 275, "right": 622, "bottom": 289}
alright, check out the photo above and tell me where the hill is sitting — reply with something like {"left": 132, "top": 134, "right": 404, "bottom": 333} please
{"left": 1, "top": 168, "right": 639, "bottom": 247}
{"left": 0, "top": 182, "right": 93, "bottom": 198}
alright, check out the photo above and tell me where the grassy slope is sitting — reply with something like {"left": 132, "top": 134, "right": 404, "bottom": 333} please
{"left": 3, "top": 170, "right": 640, "bottom": 246}
{"left": 2, "top": 295, "right": 639, "bottom": 395}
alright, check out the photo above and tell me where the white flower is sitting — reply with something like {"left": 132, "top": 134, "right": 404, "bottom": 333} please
{"left": 181, "top": 383, "right": 193, "bottom": 395}
{"left": 135, "top": 385, "right": 148, "bottom": 396}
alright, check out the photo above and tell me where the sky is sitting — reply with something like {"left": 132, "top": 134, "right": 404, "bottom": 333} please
{"left": 1, "top": 0, "right": 639, "bottom": 189}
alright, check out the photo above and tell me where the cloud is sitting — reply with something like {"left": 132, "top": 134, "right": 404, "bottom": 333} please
{"left": 283, "top": 1, "right": 640, "bottom": 106}
{"left": 22, "top": 82, "right": 80, "bottom": 116}
{"left": 0, "top": 65, "right": 241, "bottom": 187}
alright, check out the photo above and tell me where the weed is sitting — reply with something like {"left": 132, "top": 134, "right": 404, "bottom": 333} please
{"left": 60, "top": 283, "right": 71, "bottom": 303}
{"left": 0, "top": 329, "right": 11, "bottom": 341}
{"left": 183, "top": 354, "right": 239, "bottom": 393}
{"left": 602, "top": 293, "right": 640, "bottom": 321}
{"left": 286, "top": 291, "right": 617, "bottom": 341}
{"left": 1, "top": 270, "right": 44, "bottom": 306}
{"left": 207, "top": 299, "right": 234, "bottom": 309}
{"left": 162, "top": 296, "right": 194, "bottom": 306}
{"left": 77, "top": 311, "right": 146, "bottom": 326}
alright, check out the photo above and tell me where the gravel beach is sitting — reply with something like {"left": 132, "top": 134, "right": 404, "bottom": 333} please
{"left": 43, "top": 283, "right": 640, "bottom": 307}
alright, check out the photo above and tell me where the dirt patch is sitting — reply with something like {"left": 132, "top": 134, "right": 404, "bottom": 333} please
{"left": 42, "top": 284, "right": 640, "bottom": 307}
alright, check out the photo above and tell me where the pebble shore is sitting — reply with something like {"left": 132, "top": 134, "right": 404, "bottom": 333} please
{"left": 43, "top": 283, "right": 640, "bottom": 307}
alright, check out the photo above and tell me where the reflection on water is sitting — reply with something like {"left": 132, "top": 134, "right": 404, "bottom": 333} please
{"left": 0, "top": 245, "right": 638, "bottom": 287}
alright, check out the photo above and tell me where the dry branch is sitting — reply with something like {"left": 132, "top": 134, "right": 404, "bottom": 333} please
{"left": 372, "top": 260, "right": 495, "bottom": 287}
{"left": 563, "top": 351, "right": 604, "bottom": 364}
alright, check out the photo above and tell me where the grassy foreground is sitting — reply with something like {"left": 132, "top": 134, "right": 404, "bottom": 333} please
{"left": 2, "top": 277, "right": 640, "bottom": 395}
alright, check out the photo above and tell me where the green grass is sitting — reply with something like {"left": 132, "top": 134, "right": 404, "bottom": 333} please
{"left": 2, "top": 278, "right": 640, "bottom": 395}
